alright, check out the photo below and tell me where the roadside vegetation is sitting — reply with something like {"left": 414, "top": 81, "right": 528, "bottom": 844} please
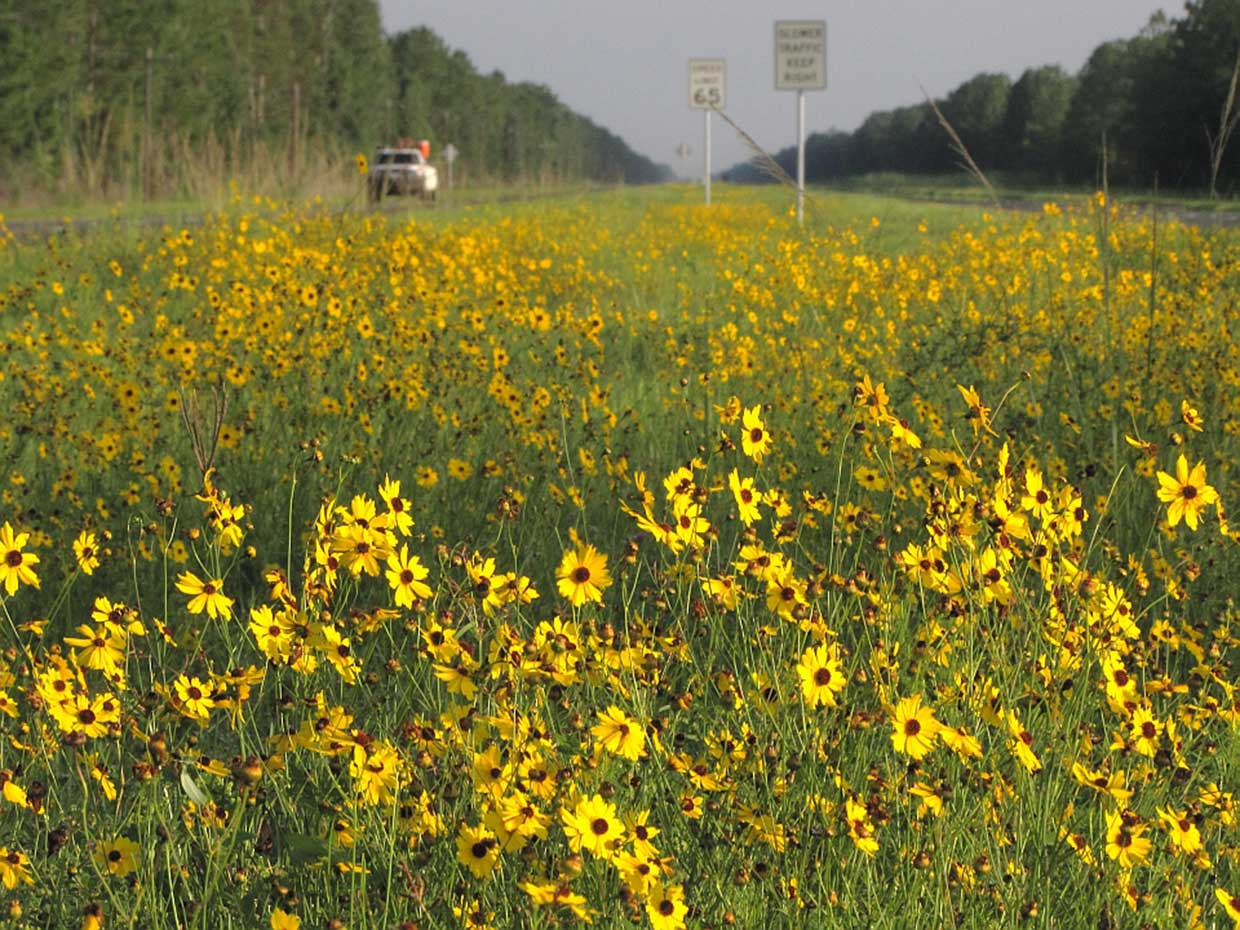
{"left": 0, "top": 1, "right": 667, "bottom": 212}
{"left": 0, "top": 184, "right": 1237, "bottom": 929}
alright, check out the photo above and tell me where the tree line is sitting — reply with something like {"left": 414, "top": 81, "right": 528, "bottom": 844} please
{"left": 0, "top": 0, "right": 670, "bottom": 199}
{"left": 726, "top": 1, "right": 1240, "bottom": 196}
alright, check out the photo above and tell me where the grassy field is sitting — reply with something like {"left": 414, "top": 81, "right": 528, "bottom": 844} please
{"left": 0, "top": 183, "right": 1237, "bottom": 930}
{"left": 824, "top": 172, "right": 1240, "bottom": 217}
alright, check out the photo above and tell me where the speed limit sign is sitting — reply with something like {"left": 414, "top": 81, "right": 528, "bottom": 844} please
{"left": 689, "top": 59, "right": 726, "bottom": 110}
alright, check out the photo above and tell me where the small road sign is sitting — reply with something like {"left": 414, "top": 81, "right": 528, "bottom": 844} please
{"left": 689, "top": 58, "right": 726, "bottom": 110}
{"left": 775, "top": 20, "right": 827, "bottom": 91}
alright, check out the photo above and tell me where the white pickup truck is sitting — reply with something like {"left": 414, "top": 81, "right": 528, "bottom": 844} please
{"left": 368, "top": 145, "right": 439, "bottom": 202}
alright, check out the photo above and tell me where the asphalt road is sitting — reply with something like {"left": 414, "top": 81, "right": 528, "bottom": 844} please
{"left": 3, "top": 187, "right": 1238, "bottom": 241}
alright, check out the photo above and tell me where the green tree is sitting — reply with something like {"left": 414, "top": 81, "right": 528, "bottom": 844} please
{"left": 998, "top": 66, "right": 1076, "bottom": 177}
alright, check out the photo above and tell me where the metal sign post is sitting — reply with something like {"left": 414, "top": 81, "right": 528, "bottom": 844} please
{"left": 689, "top": 58, "right": 726, "bottom": 206}
{"left": 705, "top": 109, "right": 711, "bottom": 205}
{"left": 775, "top": 21, "right": 827, "bottom": 225}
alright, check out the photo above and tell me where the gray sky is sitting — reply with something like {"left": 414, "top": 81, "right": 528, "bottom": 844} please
{"left": 378, "top": 1, "right": 1172, "bottom": 176}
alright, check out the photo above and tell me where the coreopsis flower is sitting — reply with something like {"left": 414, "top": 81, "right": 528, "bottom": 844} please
{"left": 671, "top": 497, "right": 709, "bottom": 549}
{"left": 910, "top": 781, "right": 945, "bottom": 818}
{"left": 350, "top": 740, "right": 401, "bottom": 807}
{"left": 249, "top": 605, "right": 296, "bottom": 662}
{"left": 1157, "top": 806, "right": 1203, "bottom": 857}
{"left": 378, "top": 475, "right": 413, "bottom": 535}
{"left": 94, "top": 837, "right": 141, "bottom": 877}
{"left": 494, "top": 571, "right": 538, "bottom": 607}
{"left": 940, "top": 725, "right": 983, "bottom": 760}
{"left": 714, "top": 395, "right": 742, "bottom": 423}
{"left": 56, "top": 693, "right": 117, "bottom": 739}
{"left": 315, "top": 625, "right": 360, "bottom": 685}
{"left": 760, "top": 562, "right": 801, "bottom": 619}
{"left": 1156, "top": 454, "right": 1218, "bottom": 530}
{"left": 270, "top": 907, "right": 301, "bottom": 930}
{"left": 175, "top": 571, "right": 233, "bottom": 620}
{"left": 796, "top": 643, "right": 846, "bottom": 708}
{"left": 0, "top": 776, "right": 26, "bottom": 809}
{"left": 1129, "top": 706, "right": 1162, "bottom": 757}
{"left": 645, "top": 882, "right": 688, "bottom": 930}
{"left": 626, "top": 810, "right": 661, "bottom": 860}
{"left": 92, "top": 596, "right": 142, "bottom": 637}
{"left": 0, "top": 847, "right": 33, "bottom": 888}
{"left": 887, "top": 415, "right": 922, "bottom": 449}
{"left": 63, "top": 625, "right": 126, "bottom": 675}
{"left": 466, "top": 553, "right": 506, "bottom": 614}
{"left": 1006, "top": 709, "right": 1042, "bottom": 773}
{"left": 1105, "top": 810, "right": 1151, "bottom": 868}
{"left": 890, "top": 694, "right": 941, "bottom": 760}
{"left": 562, "top": 794, "right": 624, "bottom": 859}
{"left": 555, "top": 544, "right": 611, "bottom": 607}
{"left": 73, "top": 530, "right": 101, "bottom": 575}
{"left": 523, "top": 879, "right": 595, "bottom": 922}
{"left": 484, "top": 792, "right": 550, "bottom": 853}
{"left": 1215, "top": 888, "right": 1240, "bottom": 926}
{"left": 957, "top": 383, "right": 995, "bottom": 436}
{"left": 331, "top": 524, "right": 388, "bottom": 577}
{"left": 728, "top": 468, "right": 762, "bottom": 525}
{"left": 456, "top": 822, "right": 500, "bottom": 879}
{"left": 173, "top": 675, "right": 215, "bottom": 724}
{"left": 0, "top": 522, "right": 39, "bottom": 595}
{"left": 83, "top": 903, "right": 105, "bottom": 930}
{"left": 386, "top": 545, "right": 432, "bottom": 608}
{"left": 741, "top": 404, "right": 772, "bottom": 463}
{"left": 591, "top": 706, "right": 645, "bottom": 761}
{"left": 845, "top": 797, "right": 878, "bottom": 855}
{"left": 854, "top": 374, "right": 889, "bottom": 419}
{"left": 1020, "top": 465, "right": 1055, "bottom": 522}
{"left": 87, "top": 755, "right": 117, "bottom": 801}
{"left": 1181, "top": 399, "right": 1203, "bottom": 432}
{"left": 702, "top": 574, "right": 740, "bottom": 610}
{"left": 1071, "top": 763, "right": 1133, "bottom": 804}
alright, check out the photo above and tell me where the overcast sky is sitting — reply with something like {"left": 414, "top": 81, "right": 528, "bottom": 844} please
{"left": 378, "top": 1, "right": 1173, "bottom": 176}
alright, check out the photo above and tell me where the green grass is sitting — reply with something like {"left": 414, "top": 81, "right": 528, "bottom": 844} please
{"left": 826, "top": 171, "right": 1240, "bottom": 213}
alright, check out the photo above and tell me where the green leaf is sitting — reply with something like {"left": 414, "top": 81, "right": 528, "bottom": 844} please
{"left": 180, "top": 768, "right": 209, "bottom": 806}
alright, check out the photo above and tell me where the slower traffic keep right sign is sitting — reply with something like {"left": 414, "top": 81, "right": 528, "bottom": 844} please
{"left": 775, "top": 21, "right": 827, "bottom": 224}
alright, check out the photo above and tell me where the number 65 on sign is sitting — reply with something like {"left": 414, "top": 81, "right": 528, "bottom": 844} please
{"left": 689, "top": 59, "right": 726, "bottom": 109}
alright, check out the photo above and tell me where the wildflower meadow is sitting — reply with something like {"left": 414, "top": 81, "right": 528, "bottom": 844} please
{"left": 0, "top": 185, "right": 1237, "bottom": 929}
